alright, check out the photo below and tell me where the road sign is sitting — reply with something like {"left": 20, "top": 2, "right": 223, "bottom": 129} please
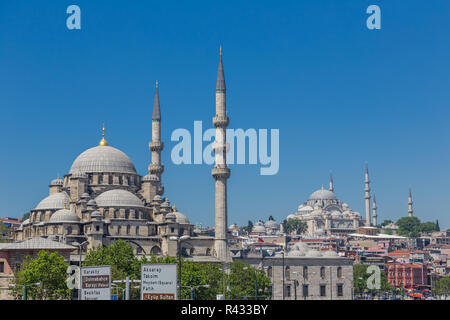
{"left": 141, "top": 264, "right": 177, "bottom": 300}
{"left": 80, "top": 265, "right": 111, "bottom": 300}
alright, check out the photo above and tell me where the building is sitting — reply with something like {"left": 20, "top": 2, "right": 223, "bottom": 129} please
{"left": 12, "top": 52, "right": 242, "bottom": 263}
{"left": 235, "top": 241, "right": 353, "bottom": 300}
{"left": 0, "top": 237, "right": 75, "bottom": 300}
{"left": 385, "top": 262, "right": 428, "bottom": 289}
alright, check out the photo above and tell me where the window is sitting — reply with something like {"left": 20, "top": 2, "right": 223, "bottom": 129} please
{"left": 320, "top": 285, "right": 326, "bottom": 297}
{"left": 0, "top": 261, "right": 4, "bottom": 273}
{"left": 302, "top": 284, "right": 308, "bottom": 297}
{"left": 95, "top": 225, "right": 100, "bottom": 232}
{"left": 286, "top": 285, "right": 291, "bottom": 297}
{"left": 136, "top": 226, "right": 140, "bottom": 235}
{"left": 267, "top": 266, "right": 272, "bottom": 277}
{"left": 337, "top": 267, "right": 342, "bottom": 278}
{"left": 285, "top": 266, "right": 290, "bottom": 280}
{"left": 170, "top": 227, "right": 175, "bottom": 233}
{"left": 320, "top": 267, "right": 325, "bottom": 279}
{"left": 337, "top": 284, "right": 343, "bottom": 297}
{"left": 303, "top": 266, "right": 308, "bottom": 280}
{"left": 126, "top": 225, "right": 130, "bottom": 235}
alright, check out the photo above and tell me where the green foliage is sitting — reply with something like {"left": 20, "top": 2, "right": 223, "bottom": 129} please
{"left": 180, "top": 262, "right": 223, "bottom": 300}
{"left": 285, "top": 218, "right": 308, "bottom": 235}
{"left": 383, "top": 228, "right": 393, "bottom": 235}
{"left": 420, "top": 222, "right": 438, "bottom": 234}
{"left": 396, "top": 216, "right": 439, "bottom": 237}
{"left": 11, "top": 250, "right": 71, "bottom": 300}
{"left": 226, "top": 261, "right": 271, "bottom": 300}
{"left": 22, "top": 212, "right": 30, "bottom": 221}
{"left": 242, "top": 220, "right": 254, "bottom": 234}
{"left": 0, "top": 222, "right": 10, "bottom": 242}
{"left": 434, "top": 276, "right": 450, "bottom": 296}
{"left": 353, "top": 264, "right": 391, "bottom": 296}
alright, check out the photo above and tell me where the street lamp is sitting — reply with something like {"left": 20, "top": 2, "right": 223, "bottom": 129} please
{"left": 9, "top": 282, "right": 41, "bottom": 300}
{"left": 71, "top": 240, "right": 89, "bottom": 300}
{"left": 170, "top": 235, "right": 191, "bottom": 299}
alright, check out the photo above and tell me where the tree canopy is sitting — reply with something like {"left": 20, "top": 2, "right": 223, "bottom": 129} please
{"left": 11, "top": 250, "right": 71, "bottom": 300}
{"left": 285, "top": 218, "right": 308, "bottom": 235}
{"left": 353, "top": 264, "right": 391, "bottom": 296}
{"left": 396, "top": 216, "right": 439, "bottom": 238}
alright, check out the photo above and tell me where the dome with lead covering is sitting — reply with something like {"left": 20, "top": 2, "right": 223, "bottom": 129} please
{"left": 95, "top": 189, "right": 144, "bottom": 208}
{"left": 34, "top": 192, "right": 70, "bottom": 211}
{"left": 309, "top": 189, "right": 337, "bottom": 201}
{"left": 49, "top": 209, "right": 80, "bottom": 223}
{"left": 69, "top": 146, "right": 136, "bottom": 175}
{"left": 50, "top": 178, "right": 63, "bottom": 186}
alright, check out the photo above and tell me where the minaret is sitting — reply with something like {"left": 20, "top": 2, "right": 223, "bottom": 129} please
{"left": 329, "top": 171, "right": 334, "bottom": 192}
{"left": 408, "top": 188, "right": 413, "bottom": 217}
{"left": 364, "top": 163, "right": 371, "bottom": 226}
{"left": 148, "top": 80, "right": 164, "bottom": 196}
{"left": 372, "top": 194, "right": 377, "bottom": 227}
{"left": 212, "top": 46, "right": 231, "bottom": 262}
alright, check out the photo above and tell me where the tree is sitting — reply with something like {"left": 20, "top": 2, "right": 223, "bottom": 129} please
{"left": 353, "top": 264, "right": 391, "bottom": 297}
{"left": 420, "top": 222, "right": 438, "bottom": 234}
{"left": 22, "top": 212, "right": 30, "bottom": 221}
{"left": 434, "top": 276, "right": 450, "bottom": 296}
{"left": 397, "top": 216, "right": 421, "bottom": 238}
{"left": 242, "top": 220, "right": 254, "bottom": 234}
{"left": 226, "top": 260, "right": 271, "bottom": 300}
{"left": 0, "top": 222, "right": 10, "bottom": 243}
{"left": 11, "top": 250, "right": 71, "bottom": 300}
{"left": 285, "top": 218, "right": 308, "bottom": 235}
{"left": 435, "top": 220, "right": 440, "bottom": 232}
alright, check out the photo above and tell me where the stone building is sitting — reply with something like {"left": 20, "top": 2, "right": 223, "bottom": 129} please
{"left": 235, "top": 241, "right": 354, "bottom": 300}
{"left": 13, "top": 79, "right": 216, "bottom": 261}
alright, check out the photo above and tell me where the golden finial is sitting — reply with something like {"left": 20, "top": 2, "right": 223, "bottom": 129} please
{"left": 99, "top": 123, "right": 109, "bottom": 146}
{"left": 64, "top": 201, "right": 67, "bottom": 210}
{"left": 172, "top": 203, "right": 177, "bottom": 212}
{"left": 321, "top": 185, "right": 324, "bottom": 191}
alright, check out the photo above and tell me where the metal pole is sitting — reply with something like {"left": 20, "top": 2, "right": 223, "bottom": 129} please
{"left": 282, "top": 251, "right": 285, "bottom": 300}
{"left": 125, "top": 276, "right": 130, "bottom": 300}
{"left": 294, "top": 280, "right": 297, "bottom": 300}
{"left": 23, "top": 285, "right": 27, "bottom": 301}
{"left": 330, "top": 266, "right": 333, "bottom": 300}
{"left": 254, "top": 269, "right": 258, "bottom": 300}
{"left": 191, "top": 287, "right": 195, "bottom": 300}
{"left": 78, "top": 245, "right": 82, "bottom": 301}
{"left": 178, "top": 240, "right": 182, "bottom": 300}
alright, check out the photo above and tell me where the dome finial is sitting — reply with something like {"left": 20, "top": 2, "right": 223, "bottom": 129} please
{"left": 172, "top": 203, "right": 177, "bottom": 212}
{"left": 321, "top": 185, "right": 324, "bottom": 191}
{"left": 99, "top": 123, "right": 109, "bottom": 146}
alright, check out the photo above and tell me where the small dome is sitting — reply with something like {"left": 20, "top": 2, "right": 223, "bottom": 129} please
{"left": 265, "top": 220, "right": 279, "bottom": 229}
{"left": 160, "top": 199, "right": 171, "bottom": 208}
{"left": 153, "top": 195, "right": 163, "bottom": 202}
{"left": 323, "top": 250, "right": 338, "bottom": 257}
{"left": 50, "top": 178, "right": 63, "bottom": 186}
{"left": 87, "top": 199, "right": 97, "bottom": 206}
{"left": 165, "top": 212, "right": 176, "bottom": 221}
{"left": 95, "top": 189, "right": 144, "bottom": 208}
{"left": 49, "top": 209, "right": 80, "bottom": 223}
{"left": 34, "top": 192, "right": 70, "bottom": 211}
{"left": 143, "top": 174, "right": 159, "bottom": 182}
{"left": 306, "top": 250, "right": 323, "bottom": 257}
{"left": 309, "top": 189, "right": 337, "bottom": 201}
{"left": 69, "top": 145, "right": 137, "bottom": 175}
{"left": 252, "top": 222, "right": 266, "bottom": 233}
{"left": 173, "top": 211, "right": 190, "bottom": 224}
{"left": 81, "top": 193, "right": 90, "bottom": 199}
{"left": 91, "top": 210, "right": 102, "bottom": 218}
{"left": 286, "top": 214, "right": 296, "bottom": 220}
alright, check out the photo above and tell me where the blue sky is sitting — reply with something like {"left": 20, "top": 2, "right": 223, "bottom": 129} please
{"left": 1, "top": 1, "right": 449, "bottom": 229}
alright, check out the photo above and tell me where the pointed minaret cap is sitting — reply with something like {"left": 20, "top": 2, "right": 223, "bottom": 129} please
{"left": 152, "top": 80, "right": 161, "bottom": 120}
{"left": 216, "top": 46, "right": 226, "bottom": 92}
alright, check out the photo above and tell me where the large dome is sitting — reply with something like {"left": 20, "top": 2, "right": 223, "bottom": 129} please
{"left": 49, "top": 209, "right": 80, "bottom": 223}
{"left": 69, "top": 146, "right": 136, "bottom": 175}
{"left": 34, "top": 192, "right": 70, "bottom": 211}
{"left": 95, "top": 189, "right": 144, "bottom": 208}
{"left": 309, "top": 189, "right": 337, "bottom": 201}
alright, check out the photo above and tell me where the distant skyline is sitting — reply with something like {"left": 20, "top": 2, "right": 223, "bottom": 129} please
{"left": 1, "top": 1, "right": 449, "bottom": 229}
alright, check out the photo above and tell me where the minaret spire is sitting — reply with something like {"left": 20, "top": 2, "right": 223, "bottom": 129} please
{"left": 212, "top": 46, "right": 231, "bottom": 262}
{"left": 372, "top": 194, "right": 377, "bottom": 226}
{"left": 408, "top": 188, "right": 413, "bottom": 217}
{"left": 147, "top": 80, "right": 164, "bottom": 199}
{"left": 329, "top": 171, "right": 334, "bottom": 192}
{"left": 364, "top": 163, "right": 371, "bottom": 226}
{"left": 99, "top": 123, "right": 109, "bottom": 146}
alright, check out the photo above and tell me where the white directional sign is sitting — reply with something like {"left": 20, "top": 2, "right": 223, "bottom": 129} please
{"left": 80, "top": 266, "right": 111, "bottom": 300}
{"left": 141, "top": 264, "right": 178, "bottom": 300}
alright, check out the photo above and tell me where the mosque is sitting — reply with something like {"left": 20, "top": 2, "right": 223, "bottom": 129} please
{"left": 285, "top": 170, "right": 373, "bottom": 237}
{"left": 11, "top": 52, "right": 234, "bottom": 259}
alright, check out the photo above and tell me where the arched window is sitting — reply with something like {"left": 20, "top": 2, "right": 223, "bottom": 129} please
{"left": 126, "top": 225, "right": 130, "bottom": 235}
{"left": 320, "top": 267, "right": 326, "bottom": 279}
{"left": 136, "top": 226, "right": 140, "bottom": 235}
{"left": 267, "top": 266, "right": 273, "bottom": 277}
{"left": 117, "top": 225, "right": 121, "bottom": 235}
{"left": 285, "top": 266, "right": 290, "bottom": 280}
{"left": 337, "top": 267, "right": 342, "bottom": 278}
{"left": 206, "top": 248, "right": 211, "bottom": 256}
{"left": 303, "top": 266, "right": 308, "bottom": 280}
{"left": 67, "top": 226, "right": 72, "bottom": 235}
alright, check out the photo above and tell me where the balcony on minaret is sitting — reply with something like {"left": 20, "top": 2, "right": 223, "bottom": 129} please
{"left": 148, "top": 164, "right": 164, "bottom": 175}
{"left": 212, "top": 167, "right": 230, "bottom": 180}
{"left": 149, "top": 141, "right": 164, "bottom": 152}
{"left": 213, "top": 115, "right": 229, "bottom": 128}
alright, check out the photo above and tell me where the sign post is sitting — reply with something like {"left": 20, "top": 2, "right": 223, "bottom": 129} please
{"left": 141, "top": 264, "right": 178, "bottom": 300}
{"left": 80, "top": 266, "right": 111, "bottom": 300}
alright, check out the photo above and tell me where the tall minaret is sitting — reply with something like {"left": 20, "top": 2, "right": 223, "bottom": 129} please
{"left": 329, "top": 171, "right": 334, "bottom": 192}
{"left": 148, "top": 80, "right": 164, "bottom": 196}
{"left": 212, "top": 46, "right": 231, "bottom": 262}
{"left": 372, "top": 194, "right": 377, "bottom": 227}
{"left": 364, "top": 163, "right": 371, "bottom": 226}
{"left": 408, "top": 188, "right": 413, "bottom": 217}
